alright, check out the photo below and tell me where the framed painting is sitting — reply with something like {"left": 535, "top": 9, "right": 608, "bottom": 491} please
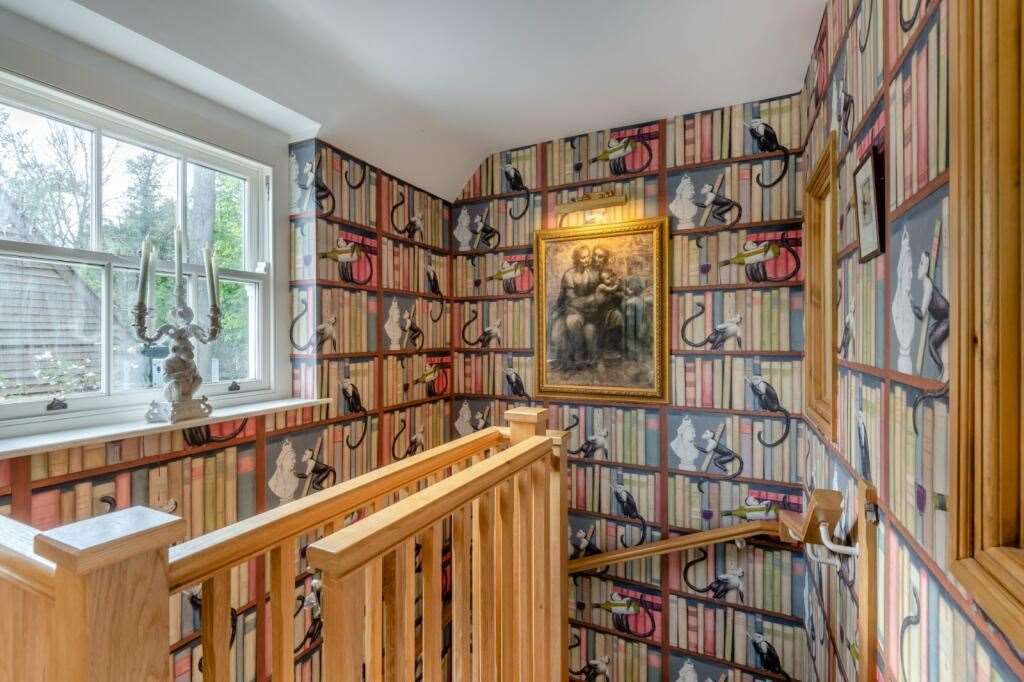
{"left": 854, "top": 145, "right": 885, "bottom": 262}
{"left": 534, "top": 216, "right": 669, "bottom": 403}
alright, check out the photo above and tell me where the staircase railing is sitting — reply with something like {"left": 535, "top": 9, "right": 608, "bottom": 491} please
{"left": 0, "top": 407, "right": 566, "bottom": 682}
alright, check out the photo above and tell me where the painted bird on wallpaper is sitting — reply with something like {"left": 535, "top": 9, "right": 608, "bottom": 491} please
{"left": 749, "top": 632, "right": 792, "bottom": 681}
{"left": 680, "top": 303, "right": 743, "bottom": 350}
{"left": 473, "top": 258, "right": 533, "bottom": 294}
{"left": 720, "top": 236, "right": 802, "bottom": 283}
{"left": 745, "top": 119, "right": 790, "bottom": 189}
{"left": 746, "top": 375, "right": 791, "bottom": 448}
{"left": 592, "top": 591, "right": 657, "bottom": 639}
{"left": 403, "top": 363, "right": 447, "bottom": 398}
{"left": 683, "top": 548, "right": 745, "bottom": 601}
{"left": 502, "top": 163, "right": 531, "bottom": 219}
{"left": 321, "top": 238, "right": 374, "bottom": 285}
{"left": 565, "top": 415, "right": 610, "bottom": 460}
{"left": 573, "top": 134, "right": 655, "bottom": 176}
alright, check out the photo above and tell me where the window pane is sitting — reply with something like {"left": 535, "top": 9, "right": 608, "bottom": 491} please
{"left": 195, "top": 277, "right": 255, "bottom": 382}
{"left": 101, "top": 136, "right": 177, "bottom": 259}
{"left": 187, "top": 163, "right": 245, "bottom": 270}
{"left": 0, "top": 255, "right": 102, "bottom": 402}
{"left": 0, "top": 103, "right": 93, "bottom": 249}
{"left": 110, "top": 267, "right": 177, "bottom": 392}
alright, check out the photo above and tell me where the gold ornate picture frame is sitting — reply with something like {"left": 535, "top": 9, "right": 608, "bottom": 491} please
{"left": 534, "top": 216, "right": 669, "bottom": 403}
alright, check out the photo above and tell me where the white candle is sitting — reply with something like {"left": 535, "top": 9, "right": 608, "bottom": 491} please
{"left": 203, "top": 246, "right": 216, "bottom": 308}
{"left": 146, "top": 251, "right": 156, "bottom": 312}
{"left": 174, "top": 226, "right": 183, "bottom": 301}
{"left": 136, "top": 236, "right": 151, "bottom": 305}
{"left": 212, "top": 259, "right": 221, "bottom": 308}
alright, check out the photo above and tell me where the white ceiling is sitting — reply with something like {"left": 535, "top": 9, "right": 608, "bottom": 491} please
{"left": 0, "top": 0, "right": 824, "bottom": 199}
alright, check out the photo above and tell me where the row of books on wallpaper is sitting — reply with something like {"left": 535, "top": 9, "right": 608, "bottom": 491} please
{"left": 885, "top": 0, "right": 936, "bottom": 70}
{"left": 454, "top": 300, "right": 533, "bottom": 348}
{"left": 379, "top": 175, "right": 447, "bottom": 248}
{"left": 458, "top": 145, "right": 540, "bottom": 201}
{"left": 888, "top": 1, "right": 948, "bottom": 210}
{"left": 668, "top": 593, "right": 809, "bottom": 681}
{"left": 667, "top": 476, "right": 803, "bottom": 532}
{"left": 836, "top": 249, "right": 885, "bottom": 367}
{"left": 888, "top": 381, "right": 950, "bottom": 566}
{"left": 834, "top": 368, "right": 883, "bottom": 485}
{"left": 290, "top": 222, "right": 378, "bottom": 284}
{"left": 672, "top": 289, "right": 804, "bottom": 353}
{"left": 568, "top": 626, "right": 658, "bottom": 682}
{"left": 381, "top": 354, "right": 451, "bottom": 407}
{"left": 667, "top": 543, "right": 805, "bottom": 618}
{"left": 669, "top": 158, "right": 803, "bottom": 233}
{"left": 546, "top": 122, "right": 661, "bottom": 188}
{"left": 291, "top": 358, "right": 377, "bottom": 418}
{"left": 454, "top": 352, "right": 534, "bottom": 398}
{"left": 671, "top": 356, "right": 803, "bottom": 414}
{"left": 549, "top": 176, "right": 658, "bottom": 229}
{"left": 303, "top": 145, "right": 378, "bottom": 226}
{"left": 450, "top": 196, "right": 541, "bottom": 252}
{"left": 378, "top": 238, "right": 449, "bottom": 294}
{"left": 665, "top": 93, "right": 802, "bottom": 169}
{"left": 840, "top": 0, "right": 885, "bottom": 142}
{"left": 290, "top": 287, "right": 377, "bottom": 355}
{"left": 451, "top": 252, "right": 534, "bottom": 298}
{"left": 553, "top": 404, "right": 660, "bottom": 467}
{"left": 670, "top": 229, "right": 803, "bottom": 288}
{"left": 669, "top": 415, "right": 806, "bottom": 486}
{"left": 23, "top": 418, "right": 252, "bottom": 481}
{"left": 568, "top": 466, "right": 658, "bottom": 524}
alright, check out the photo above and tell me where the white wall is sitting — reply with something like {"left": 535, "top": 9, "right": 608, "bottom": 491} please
{"left": 0, "top": 8, "right": 294, "bottom": 399}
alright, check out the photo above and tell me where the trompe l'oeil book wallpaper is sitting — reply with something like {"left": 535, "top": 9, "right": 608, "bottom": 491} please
{"left": 5, "top": 0, "right": 1022, "bottom": 680}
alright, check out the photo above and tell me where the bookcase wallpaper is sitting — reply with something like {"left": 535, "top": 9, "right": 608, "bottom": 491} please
{"left": 799, "top": 0, "right": 1024, "bottom": 680}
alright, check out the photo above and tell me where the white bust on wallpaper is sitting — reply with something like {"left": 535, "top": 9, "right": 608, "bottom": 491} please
{"left": 384, "top": 299, "right": 403, "bottom": 350}
{"left": 454, "top": 401, "right": 475, "bottom": 437}
{"left": 453, "top": 207, "right": 474, "bottom": 251}
{"left": 892, "top": 228, "right": 916, "bottom": 373}
{"left": 670, "top": 415, "right": 701, "bottom": 470}
{"left": 669, "top": 174, "right": 698, "bottom": 229}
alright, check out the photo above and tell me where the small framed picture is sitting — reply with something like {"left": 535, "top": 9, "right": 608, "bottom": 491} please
{"left": 854, "top": 146, "right": 885, "bottom": 262}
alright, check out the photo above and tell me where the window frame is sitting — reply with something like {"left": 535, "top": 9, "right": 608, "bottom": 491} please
{"left": 949, "top": 0, "right": 1024, "bottom": 651}
{"left": 803, "top": 131, "right": 838, "bottom": 440}
{"left": 0, "top": 69, "right": 274, "bottom": 432}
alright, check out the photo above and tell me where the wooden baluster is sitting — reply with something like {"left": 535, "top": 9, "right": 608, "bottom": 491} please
{"left": 471, "top": 489, "right": 497, "bottom": 681}
{"left": 495, "top": 478, "right": 517, "bottom": 680}
{"left": 450, "top": 505, "right": 472, "bottom": 680}
{"left": 529, "top": 457, "right": 550, "bottom": 680}
{"left": 270, "top": 540, "right": 298, "bottom": 682}
{"left": 322, "top": 567, "right": 366, "bottom": 682}
{"left": 383, "top": 540, "right": 415, "bottom": 682}
{"left": 547, "top": 429, "right": 569, "bottom": 681}
{"left": 421, "top": 522, "right": 444, "bottom": 681}
{"left": 514, "top": 468, "right": 533, "bottom": 682}
{"left": 34, "top": 507, "right": 185, "bottom": 682}
{"left": 201, "top": 569, "right": 232, "bottom": 681}
{"left": 364, "top": 557, "right": 384, "bottom": 680}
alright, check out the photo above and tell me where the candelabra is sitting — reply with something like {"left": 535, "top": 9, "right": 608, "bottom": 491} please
{"left": 133, "top": 229, "right": 222, "bottom": 423}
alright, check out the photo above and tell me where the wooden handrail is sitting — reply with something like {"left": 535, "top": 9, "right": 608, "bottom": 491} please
{"left": 0, "top": 516, "right": 55, "bottom": 600}
{"left": 307, "top": 434, "right": 551, "bottom": 579}
{"left": 167, "top": 426, "right": 505, "bottom": 591}
{"left": 568, "top": 520, "right": 783, "bottom": 574}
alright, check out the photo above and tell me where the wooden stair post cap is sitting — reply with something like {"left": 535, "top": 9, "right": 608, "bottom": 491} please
{"left": 34, "top": 506, "right": 186, "bottom": 575}
{"left": 504, "top": 407, "right": 548, "bottom": 423}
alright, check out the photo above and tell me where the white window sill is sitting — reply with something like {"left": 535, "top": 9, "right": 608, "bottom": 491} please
{"left": 0, "top": 397, "right": 329, "bottom": 461}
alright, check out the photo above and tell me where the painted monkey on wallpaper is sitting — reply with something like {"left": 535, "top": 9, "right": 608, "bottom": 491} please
{"left": 694, "top": 183, "right": 742, "bottom": 227}
{"left": 720, "top": 236, "right": 802, "bottom": 283}
{"left": 913, "top": 251, "right": 950, "bottom": 376}
{"left": 425, "top": 254, "right": 446, "bottom": 322}
{"left": 189, "top": 589, "right": 239, "bottom": 673}
{"left": 461, "top": 310, "right": 502, "bottom": 348}
{"left": 900, "top": 0, "right": 921, "bottom": 32}
{"left": 899, "top": 585, "right": 921, "bottom": 682}
{"left": 293, "top": 580, "right": 323, "bottom": 654}
{"left": 503, "top": 367, "right": 530, "bottom": 401}
{"left": 344, "top": 160, "right": 366, "bottom": 190}
{"left": 565, "top": 415, "right": 610, "bottom": 460}
{"left": 401, "top": 307, "right": 425, "bottom": 351}
{"left": 838, "top": 296, "right": 855, "bottom": 358}
{"left": 568, "top": 655, "right": 611, "bottom": 682}
{"left": 592, "top": 591, "right": 657, "bottom": 639}
{"left": 745, "top": 119, "right": 790, "bottom": 188}
{"left": 569, "top": 526, "right": 608, "bottom": 577}
{"left": 502, "top": 163, "right": 531, "bottom": 220}
{"left": 680, "top": 303, "right": 743, "bottom": 350}
{"left": 390, "top": 192, "right": 424, "bottom": 239}
{"left": 295, "top": 439, "right": 337, "bottom": 492}
{"left": 746, "top": 375, "right": 791, "bottom": 448}
{"left": 857, "top": 408, "right": 872, "bottom": 482}
{"left": 473, "top": 406, "right": 491, "bottom": 431}
{"left": 911, "top": 382, "right": 949, "bottom": 435}
{"left": 573, "top": 134, "right": 655, "bottom": 176}
{"left": 297, "top": 156, "right": 335, "bottom": 215}
{"left": 858, "top": 0, "right": 875, "bottom": 52}
{"left": 321, "top": 238, "right": 374, "bottom": 285}
{"left": 470, "top": 208, "right": 501, "bottom": 251}
{"left": 341, "top": 377, "right": 370, "bottom": 449}
{"left": 611, "top": 482, "right": 648, "bottom": 547}
{"left": 289, "top": 294, "right": 337, "bottom": 352}
{"left": 749, "top": 632, "right": 792, "bottom": 681}
{"left": 391, "top": 418, "right": 425, "bottom": 461}
{"left": 683, "top": 548, "right": 745, "bottom": 601}
{"left": 694, "top": 425, "right": 744, "bottom": 490}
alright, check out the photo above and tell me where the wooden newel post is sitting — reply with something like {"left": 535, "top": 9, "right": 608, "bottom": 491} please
{"left": 34, "top": 507, "right": 186, "bottom": 682}
{"left": 505, "top": 406, "right": 548, "bottom": 443}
